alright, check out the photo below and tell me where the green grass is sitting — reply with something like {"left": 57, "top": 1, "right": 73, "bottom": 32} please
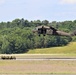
{"left": 27, "top": 42, "right": 76, "bottom": 54}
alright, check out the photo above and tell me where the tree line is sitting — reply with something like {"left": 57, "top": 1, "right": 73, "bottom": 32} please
{"left": 0, "top": 18, "right": 76, "bottom": 54}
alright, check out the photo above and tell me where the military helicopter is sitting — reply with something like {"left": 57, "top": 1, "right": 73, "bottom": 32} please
{"left": 33, "top": 25, "right": 76, "bottom": 37}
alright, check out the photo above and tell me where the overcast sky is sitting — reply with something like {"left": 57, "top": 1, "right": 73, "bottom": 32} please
{"left": 0, "top": 0, "right": 76, "bottom": 22}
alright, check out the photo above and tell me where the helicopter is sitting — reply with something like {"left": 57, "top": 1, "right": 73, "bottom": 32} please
{"left": 33, "top": 25, "right": 76, "bottom": 37}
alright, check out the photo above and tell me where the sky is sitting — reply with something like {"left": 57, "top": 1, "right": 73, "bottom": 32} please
{"left": 0, "top": 0, "right": 76, "bottom": 22}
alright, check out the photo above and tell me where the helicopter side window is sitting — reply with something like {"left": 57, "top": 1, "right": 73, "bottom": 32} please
{"left": 38, "top": 29, "right": 41, "bottom": 34}
{"left": 38, "top": 28, "right": 46, "bottom": 34}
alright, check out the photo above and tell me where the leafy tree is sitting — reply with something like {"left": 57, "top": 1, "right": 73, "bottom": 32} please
{"left": 0, "top": 18, "right": 75, "bottom": 54}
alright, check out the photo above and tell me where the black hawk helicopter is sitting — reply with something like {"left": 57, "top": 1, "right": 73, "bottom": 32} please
{"left": 33, "top": 25, "right": 76, "bottom": 37}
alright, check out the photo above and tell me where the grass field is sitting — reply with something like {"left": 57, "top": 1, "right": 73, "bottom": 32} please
{"left": 0, "top": 54, "right": 76, "bottom": 74}
{"left": 27, "top": 42, "right": 76, "bottom": 54}
{"left": 0, "top": 42, "right": 76, "bottom": 74}
{"left": 0, "top": 60, "right": 76, "bottom": 74}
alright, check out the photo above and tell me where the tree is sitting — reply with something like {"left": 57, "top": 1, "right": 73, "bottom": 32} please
{"left": 0, "top": 18, "right": 75, "bottom": 54}
{"left": 42, "top": 20, "right": 49, "bottom": 25}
